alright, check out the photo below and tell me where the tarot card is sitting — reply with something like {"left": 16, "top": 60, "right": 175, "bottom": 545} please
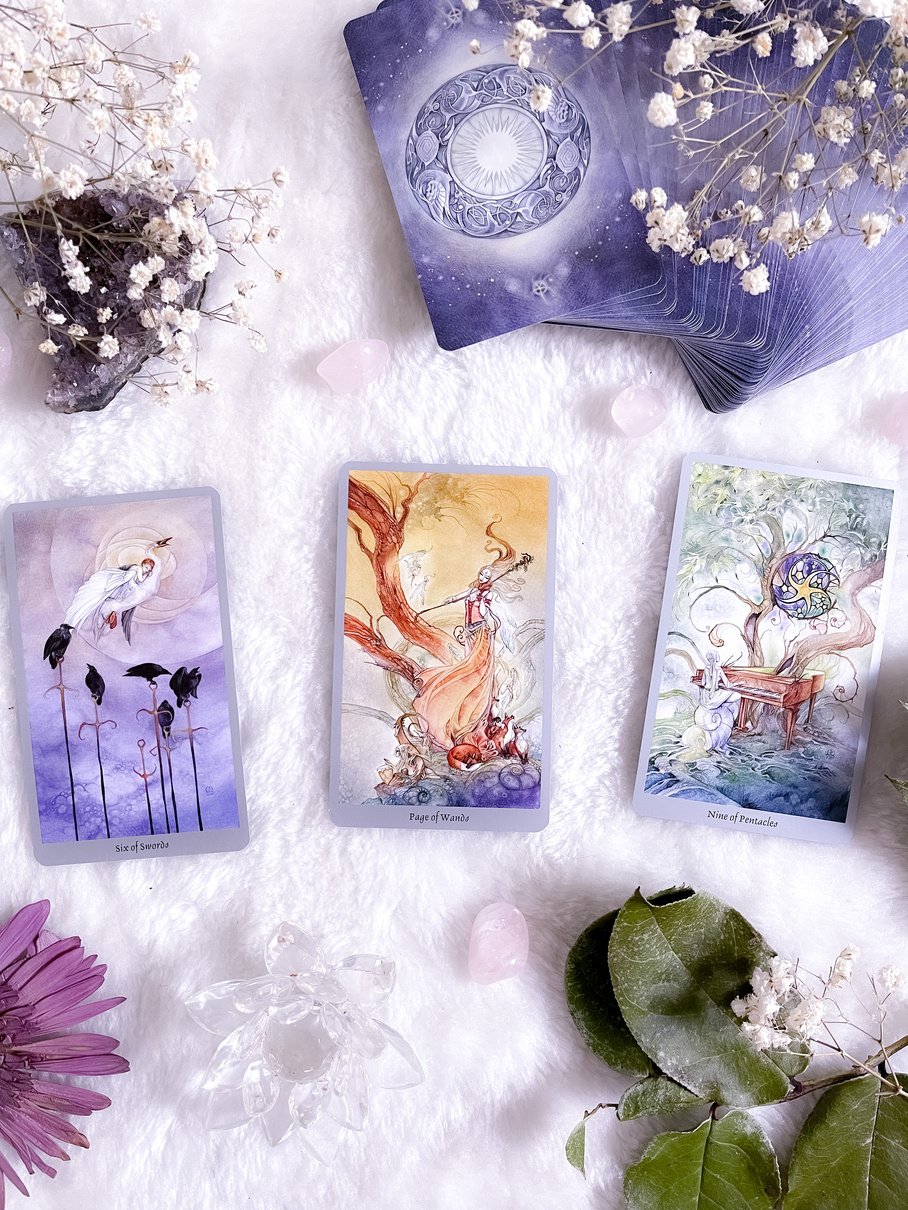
{"left": 634, "top": 456, "right": 897, "bottom": 843}
{"left": 5, "top": 488, "right": 248, "bottom": 865}
{"left": 344, "top": 0, "right": 664, "bottom": 351}
{"left": 331, "top": 463, "right": 556, "bottom": 832}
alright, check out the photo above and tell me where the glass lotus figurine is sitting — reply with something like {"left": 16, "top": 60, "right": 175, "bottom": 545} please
{"left": 185, "top": 922, "right": 423, "bottom": 1163}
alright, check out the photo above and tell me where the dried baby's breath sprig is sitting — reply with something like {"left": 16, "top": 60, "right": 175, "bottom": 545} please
{"left": 468, "top": 0, "right": 908, "bottom": 293}
{"left": 0, "top": 1, "right": 287, "bottom": 411}
{"left": 732, "top": 946, "right": 908, "bottom": 1100}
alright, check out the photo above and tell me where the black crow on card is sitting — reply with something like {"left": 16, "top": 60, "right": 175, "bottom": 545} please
{"left": 43, "top": 623, "right": 74, "bottom": 670}
{"left": 85, "top": 664, "right": 106, "bottom": 705}
{"left": 124, "top": 663, "right": 170, "bottom": 685}
{"left": 157, "top": 699, "right": 175, "bottom": 740}
{"left": 170, "top": 666, "right": 202, "bottom": 708}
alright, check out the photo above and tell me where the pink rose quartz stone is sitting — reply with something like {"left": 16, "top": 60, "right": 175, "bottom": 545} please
{"left": 468, "top": 902, "right": 529, "bottom": 984}
{"left": 611, "top": 383, "right": 668, "bottom": 437}
{"left": 316, "top": 339, "right": 390, "bottom": 395}
{"left": 873, "top": 392, "right": 908, "bottom": 445}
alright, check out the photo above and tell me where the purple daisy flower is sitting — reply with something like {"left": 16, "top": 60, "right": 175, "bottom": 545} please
{"left": 0, "top": 900, "right": 129, "bottom": 1205}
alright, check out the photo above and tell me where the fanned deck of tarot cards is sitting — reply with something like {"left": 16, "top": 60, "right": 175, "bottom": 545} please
{"left": 346, "top": 0, "right": 908, "bottom": 412}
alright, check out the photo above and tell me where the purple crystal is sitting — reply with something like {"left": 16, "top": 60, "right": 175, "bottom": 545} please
{"left": 0, "top": 191, "right": 204, "bottom": 414}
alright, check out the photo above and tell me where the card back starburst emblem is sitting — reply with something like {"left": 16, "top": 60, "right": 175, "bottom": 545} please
{"left": 405, "top": 65, "right": 590, "bottom": 238}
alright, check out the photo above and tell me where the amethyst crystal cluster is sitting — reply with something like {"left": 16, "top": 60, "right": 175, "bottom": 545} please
{"left": 0, "top": 190, "right": 205, "bottom": 413}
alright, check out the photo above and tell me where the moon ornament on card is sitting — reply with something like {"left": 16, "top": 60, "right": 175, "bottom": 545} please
{"left": 772, "top": 553, "right": 840, "bottom": 621}
{"left": 405, "top": 66, "right": 590, "bottom": 238}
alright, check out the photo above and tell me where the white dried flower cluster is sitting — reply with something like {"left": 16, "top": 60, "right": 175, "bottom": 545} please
{"left": 59, "top": 237, "right": 91, "bottom": 295}
{"left": 530, "top": 84, "right": 554, "bottom": 112}
{"left": 0, "top": 0, "right": 287, "bottom": 402}
{"left": 733, "top": 947, "right": 907, "bottom": 1058}
{"left": 741, "top": 263, "right": 771, "bottom": 294}
{"left": 731, "top": 956, "right": 821, "bottom": 1050}
{"left": 606, "top": 3, "right": 633, "bottom": 42}
{"left": 647, "top": 93, "right": 680, "bottom": 129}
{"left": 792, "top": 21, "right": 829, "bottom": 68}
{"left": 563, "top": 2, "right": 595, "bottom": 28}
{"left": 828, "top": 944, "right": 859, "bottom": 988}
{"left": 645, "top": 198, "right": 695, "bottom": 253}
{"left": 860, "top": 212, "right": 892, "bottom": 247}
{"left": 878, "top": 964, "right": 906, "bottom": 993}
{"left": 493, "top": 0, "right": 908, "bottom": 293}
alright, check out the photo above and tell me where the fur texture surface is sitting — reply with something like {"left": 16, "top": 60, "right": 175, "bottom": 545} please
{"left": 0, "top": 2, "right": 907, "bottom": 1207}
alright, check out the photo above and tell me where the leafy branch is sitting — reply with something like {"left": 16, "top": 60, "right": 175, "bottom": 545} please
{"left": 564, "top": 888, "right": 908, "bottom": 1207}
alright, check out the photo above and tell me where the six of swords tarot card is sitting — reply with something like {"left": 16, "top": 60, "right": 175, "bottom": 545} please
{"left": 5, "top": 488, "right": 248, "bottom": 865}
{"left": 330, "top": 463, "right": 557, "bottom": 832}
{"left": 634, "top": 455, "right": 897, "bottom": 844}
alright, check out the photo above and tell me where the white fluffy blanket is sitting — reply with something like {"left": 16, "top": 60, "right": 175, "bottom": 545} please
{"left": 0, "top": 2, "right": 907, "bottom": 1207}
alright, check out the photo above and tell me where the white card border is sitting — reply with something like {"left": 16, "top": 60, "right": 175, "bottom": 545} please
{"left": 330, "top": 461, "right": 558, "bottom": 833}
{"left": 633, "top": 452, "right": 899, "bottom": 845}
{"left": 4, "top": 486, "right": 250, "bottom": 866}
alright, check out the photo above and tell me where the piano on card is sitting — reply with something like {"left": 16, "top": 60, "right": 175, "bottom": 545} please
{"left": 691, "top": 666, "right": 825, "bottom": 750}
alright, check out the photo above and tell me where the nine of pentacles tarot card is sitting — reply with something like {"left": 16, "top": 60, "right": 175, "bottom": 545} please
{"left": 634, "top": 455, "right": 897, "bottom": 844}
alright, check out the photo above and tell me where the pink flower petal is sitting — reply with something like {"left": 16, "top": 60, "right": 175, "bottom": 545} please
{"left": 0, "top": 1113, "right": 67, "bottom": 1165}
{"left": 0, "top": 901, "right": 125, "bottom": 1201}
{"left": 30, "top": 1152, "right": 60, "bottom": 1178}
{"left": 10, "top": 944, "right": 85, "bottom": 1001}
{"left": 0, "top": 902, "right": 50, "bottom": 970}
{"left": 25, "top": 970, "right": 107, "bottom": 1020}
{"left": 29, "top": 1054, "right": 130, "bottom": 1076}
{"left": 12, "top": 1033, "right": 121, "bottom": 1058}
{"left": 0, "top": 1148, "right": 29, "bottom": 1197}
{"left": 32, "top": 995, "right": 126, "bottom": 1034}
{"left": 17, "top": 1105, "right": 88, "bottom": 1150}
{"left": 6, "top": 938, "right": 81, "bottom": 992}
{"left": 27, "top": 1080, "right": 112, "bottom": 1116}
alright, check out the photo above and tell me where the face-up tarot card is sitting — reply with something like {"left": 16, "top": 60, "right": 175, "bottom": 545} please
{"left": 634, "top": 456, "right": 897, "bottom": 843}
{"left": 331, "top": 463, "right": 556, "bottom": 831}
{"left": 5, "top": 488, "right": 248, "bottom": 865}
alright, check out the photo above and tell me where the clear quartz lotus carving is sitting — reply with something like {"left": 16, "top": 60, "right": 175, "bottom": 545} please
{"left": 185, "top": 923, "right": 423, "bottom": 1163}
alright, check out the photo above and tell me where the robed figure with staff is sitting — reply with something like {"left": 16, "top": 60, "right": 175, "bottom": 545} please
{"left": 412, "top": 554, "right": 532, "bottom": 754}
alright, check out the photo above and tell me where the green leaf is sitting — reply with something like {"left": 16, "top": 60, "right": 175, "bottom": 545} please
{"left": 618, "top": 1075, "right": 709, "bottom": 1121}
{"left": 565, "top": 1119, "right": 586, "bottom": 1175}
{"left": 770, "top": 1041, "right": 810, "bottom": 1080}
{"left": 565, "top": 910, "right": 656, "bottom": 1078}
{"left": 886, "top": 775, "right": 908, "bottom": 806}
{"left": 609, "top": 889, "right": 792, "bottom": 1107}
{"left": 784, "top": 1074, "right": 908, "bottom": 1209}
{"left": 564, "top": 888, "right": 694, "bottom": 1078}
{"left": 625, "top": 1110, "right": 781, "bottom": 1210}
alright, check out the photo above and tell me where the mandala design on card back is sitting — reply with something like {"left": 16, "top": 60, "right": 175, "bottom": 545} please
{"left": 405, "top": 65, "right": 590, "bottom": 238}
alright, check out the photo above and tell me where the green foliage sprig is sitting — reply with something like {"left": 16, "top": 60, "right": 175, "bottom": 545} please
{"left": 565, "top": 888, "right": 908, "bottom": 1208}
